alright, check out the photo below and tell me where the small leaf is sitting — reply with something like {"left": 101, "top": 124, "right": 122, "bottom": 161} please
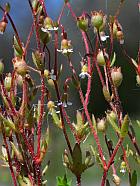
{"left": 72, "top": 143, "right": 82, "bottom": 166}
{"left": 52, "top": 109, "right": 62, "bottom": 129}
{"left": 130, "top": 170, "right": 137, "bottom": 186}
{"left": 110, "top": 52, "right": 116, "bottom": 67}
{"left": 120, "top": 115, "right": 129, "bottom": 138}
{"left": 13, "top": 36, "right": 23, "bottom": 57}
{"left": 107, "top": 114, "right": 121, "bottom": 134}
{"left": 56, "top": 174, "right": 71, "bottom": 186}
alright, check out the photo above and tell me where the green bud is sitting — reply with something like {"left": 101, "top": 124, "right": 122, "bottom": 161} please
{"left": 111, "top": 67, "right": 123, "bottom": 87}
{"left": 4, "top": 126, "right": 12, "bottom": 137}
{"left": 13, "top": 57, "right": 28, "bottom": 76}
{"left": 97, "top": 50, "right": 106, "bottom": 66}
{"left": 97, "top": 118, "right": 107, "bottom": 132}
{"left": 4, "top": 74, "right": 12, "bottom": 91}
{"left": 91, "top": 11, "right": 104, "bottom": 30}
{"left": 0, "top": 60, "right": 4, "bottom": 75}
{"left": 103, "top": 86, "right": 111, "bottom": 102}
{"left": 43, "top": 16, "right": 53, "bottom": 30}
{"left": 77, "top": 16, "right": 88, "bottom": 31}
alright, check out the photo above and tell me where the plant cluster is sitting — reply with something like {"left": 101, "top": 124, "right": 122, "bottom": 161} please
{"left": 0, "top": 0, "right": 140, "bottom": 186}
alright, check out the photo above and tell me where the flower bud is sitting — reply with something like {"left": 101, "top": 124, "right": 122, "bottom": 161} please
{"left": 0, "top": 20, "right": 7, "bottom": 34}
{"left": 116, "top": 30, "right": 124, "bottom": 44}
{"left": 103, "top": 86, "right": 111, "bottom": 102}
{"left": 61, "top": 39, "right": 69, "bottom": 50}
{"left": 97, "top": 118, "right": 107, "bottom": 132}
{"left": 44, "top": 69, "right": 50, "bottom": 79}
{"left": 13, "top": 57, "right": 28, "bottom": 76}
{"left": 4, "top": 73, "right": 12, "bottom": 91}
{"left": 91, "top": 11, "right": 104, "bottom": 30}
{"left": 47, "top": 101, "right": 55, "bottom": 111}
{"left": 113, "top": 174, "right": 121, "bottom": 186}
{"left": 0, "top": 60, "right": 4, "bottom": 75}
{"left": 111, "top": 67, "right": 123, "bottom": 87}
{"left": 108, "top": 110, "right": 117, "bottom": 121}
{"left": 77, "top": 15, "right": 88, "bottom": 31}
{"left": 43, "top": 16, "right": 53, "bottom": 30}
{"left": 97, "top": 50, "right": 107, "bottom": 66}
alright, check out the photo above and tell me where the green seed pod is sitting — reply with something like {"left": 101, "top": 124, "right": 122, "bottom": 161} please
{"left": 97, "top": 118, "right": 107, "bottom": 132}
{"left": 0, "top": 60, "right": 4, "bottom": 75}
{"left": 97, "top": 51, "right": 106, "bottom": 66}
{"left": 111, "top": 67, "right": 123, "bottom": 87}
{"left": 91, "top": 11, "right": 104, "bottom": 30}
{"left": 77, "top": 16, "right": 88, "bottom": 31}
{"left": 4, "top": 73, "right": 12, "bottom": 91}
{"left": 13, "top": 57, "right": 28, "bottom": 76}
{"left": 103, "top": 86, "right": 111, "bottom": 102}
{"left": 43, "top": 16, "right": 53, "bottom": 30}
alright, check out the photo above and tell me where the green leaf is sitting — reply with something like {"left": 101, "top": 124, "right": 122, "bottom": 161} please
{"left": 120, "top": 115, "right": 129, "bottom": 138}
{"left": 56, "top": 175, "right": 71, "bottom": 186}
{"left": 72, "top": 143, "right": 82, "bottom": 167}
{"left": 130, "top": 170, "right": 137, "bottom": 186}
{"left": 13, "top": 36, "right": 23, "bottom": 57}
{"left": 106, "top": 114, "right": 121, "bottom": 134}
{"left": 110, "top": 52, "right": 116, "bottom": 67}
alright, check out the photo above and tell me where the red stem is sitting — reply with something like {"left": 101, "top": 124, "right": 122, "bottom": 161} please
{"left": 24, "top": 23, "right": 34, "bottom": 57}
{"left": 28, "top": 0, "right": 42, "bottom": 52}
{"left": 37, "top": 72, "right": 45, "bottom": 157}
{"left": 2, "top": 128, "right": 17, "bottom": 186}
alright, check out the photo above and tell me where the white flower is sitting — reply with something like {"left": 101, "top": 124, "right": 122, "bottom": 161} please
{"left": 57, "top": 48, "right": 73, "bottom": 55}
{"left": 62, "top": 101, "right": 72, "bottom": 108}
{"left": 41, "top": 26, "right": 58, "bottom": 32}
{"left": 50, "top": 69, "right": 56, "bottom": 80}
{"left": 100, "top": 32, "right": 109, "bottom": 41}
{"left": 79, "top": 72, "right": 91, "bottom": 79}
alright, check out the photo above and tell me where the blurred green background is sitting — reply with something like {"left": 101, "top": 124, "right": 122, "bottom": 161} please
{"left": 0, "top": 0, "right": 140, "bottom": 185}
